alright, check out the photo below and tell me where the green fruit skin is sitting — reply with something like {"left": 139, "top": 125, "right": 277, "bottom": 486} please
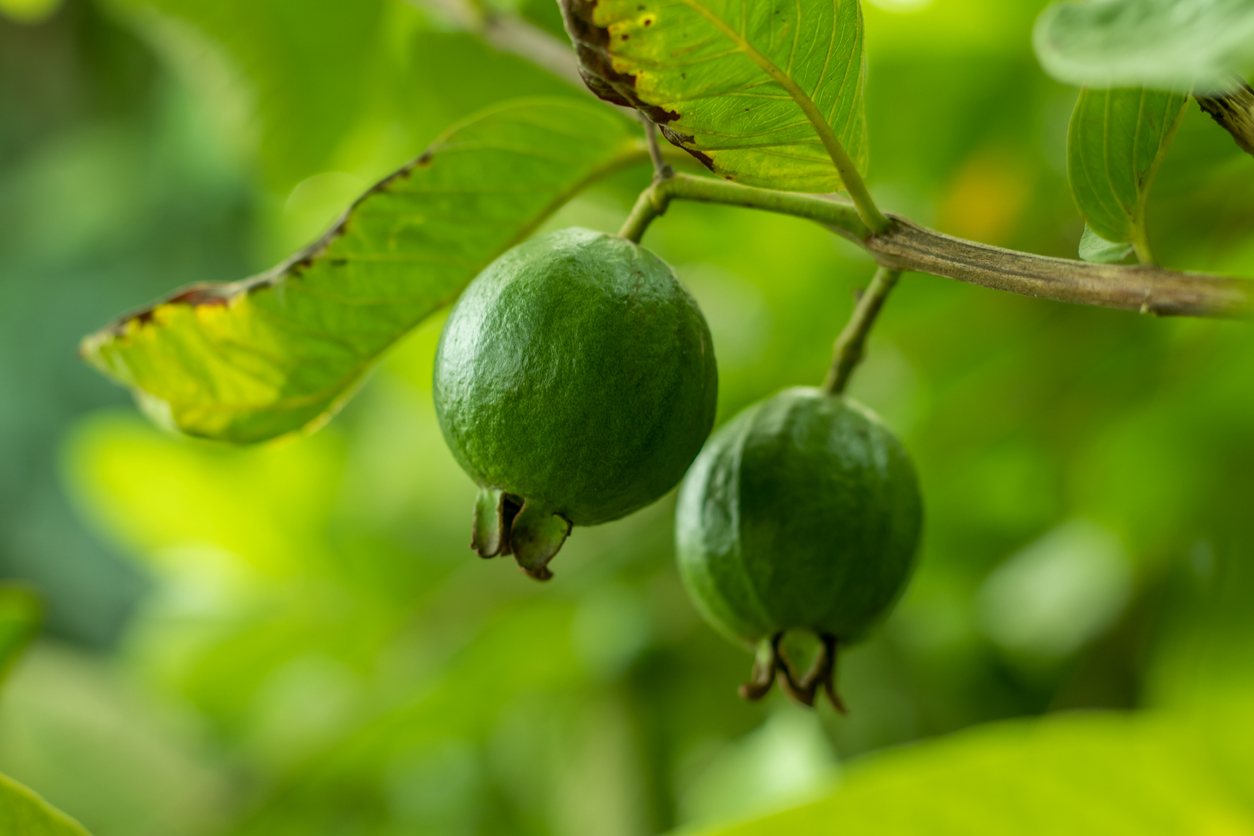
{"left": 434, "top": 228, "right": 718, "bottom": 527}
{"left": 675, "top": 387, "right": 922, "bottom": 649}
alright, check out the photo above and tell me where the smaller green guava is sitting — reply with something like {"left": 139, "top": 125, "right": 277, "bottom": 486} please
{"left": 434, "top": 227, "right": 717, "bottom": 580}
{"left": 675, "top": 387, "right": 922, "bottom": 708}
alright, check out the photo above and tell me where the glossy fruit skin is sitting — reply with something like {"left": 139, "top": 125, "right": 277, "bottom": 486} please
{"left": 434, "top": 227, "right": 717, "bottom": 528}
{"left": 676, "top": 387, "right": 921, "bottom": 649}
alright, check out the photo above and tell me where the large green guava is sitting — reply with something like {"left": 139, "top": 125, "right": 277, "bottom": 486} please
{"left": 675, "top": 387, "right": 922, "bottom": 708}
{"left": 435, "top": 227, "right": 718, "bottom": 580}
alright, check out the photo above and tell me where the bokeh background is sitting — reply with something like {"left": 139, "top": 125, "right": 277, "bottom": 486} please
{"left": 2, "top": 0, "right": 1253, "bottom": 833}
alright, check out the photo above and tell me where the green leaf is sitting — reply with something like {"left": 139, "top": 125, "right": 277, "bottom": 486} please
{"left": 0, "top": 585, "right": 41, "bottom": 687}
{"left": 1034, "top": 0, "right": 1254, "bottom": 92}
{"left": 1067, "top": 87, "right": 1189, "bottom": 262}
{"left": 0, "top": 773, "right": 91, "bottom": 836}
{"left": 80, "top": 99, "right": 644, "bottom": 443}
{"left": 561, "top": 0, "right": 868, "bottom": 192}
{"left": 686, "top": 713, "right": 1254, "bottom": 836}
{"left": 1079, "top": 224, "right": 1135, "bottom": 264}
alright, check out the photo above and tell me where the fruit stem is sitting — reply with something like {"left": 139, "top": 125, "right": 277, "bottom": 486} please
{"left": 823, "top": 266, "right": 902, "bottom": 395}
{"left": 618, "top": 186, "right": 667, "bottom": 243}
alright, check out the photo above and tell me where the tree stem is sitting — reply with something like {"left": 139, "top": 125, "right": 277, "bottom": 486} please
{"left": 619, "top": 173, "right": 1251, "bottom": 319}
{"left": 824, "top": 266, "right": 901, "bottom": 394}
{"left": 619, "top": 186, "right": 666, "bottom": 243}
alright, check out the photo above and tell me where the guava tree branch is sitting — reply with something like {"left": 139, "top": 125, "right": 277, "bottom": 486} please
{"left": 619, "top": 174, "right": 1252, "bottom": 319}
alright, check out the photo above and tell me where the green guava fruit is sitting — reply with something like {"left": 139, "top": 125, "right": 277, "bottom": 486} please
{"left": 675, "top": 387, "right": 922, "bottom": 708}
{"left": 435, "top": 227, "right": 718, "bottom": 580}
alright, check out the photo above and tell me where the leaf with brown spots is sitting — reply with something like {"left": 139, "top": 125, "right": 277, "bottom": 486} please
{"left": 81, "top": 99, "right": 644, "bottom": 443}
{"left": 561, "top": 0, "right": 869, "bottom": 192}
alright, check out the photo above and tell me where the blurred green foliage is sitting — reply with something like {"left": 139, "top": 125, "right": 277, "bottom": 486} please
{"left": 697, "top": 711, "right": 1254, "bottom": 835}
{"left": 1, "top": 0, "right": 1252, "bottom": 834}
{"left": 0, "top": 771, "right": 90, "bottom": 835}
{"left": 0, "top": 584, "right": 40, "bottom": 684}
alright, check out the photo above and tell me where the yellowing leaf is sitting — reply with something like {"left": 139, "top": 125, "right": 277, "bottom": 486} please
{"left": 81, "top": 99, "right": 644, "bottom": 443}
{"left": 562, "top": 0, "right": 868, "bottom": 192}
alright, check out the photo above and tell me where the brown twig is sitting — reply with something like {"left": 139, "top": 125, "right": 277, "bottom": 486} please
{"left": 619, "top": 173, "right": 1252, "bottom": 319}
{"left": 1196, "top": 77, "right": 1254, "bottom": 159}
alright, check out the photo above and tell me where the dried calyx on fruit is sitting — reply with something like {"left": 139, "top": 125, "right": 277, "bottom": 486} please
{"left": 434, "top": 228, "right": 718, "bottom": 580}
{"left": 675, "top": 387, "right": 922, "bottom": 709}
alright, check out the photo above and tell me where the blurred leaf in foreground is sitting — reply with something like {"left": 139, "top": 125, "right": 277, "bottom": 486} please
{"left": 0, "top": 646, "right": 231, "bottom": 836}
{"left": 81, "top": 98, "right": 643, "bottom": 443}
{"left": 1035, "top": 0, "right": 1254, "bottom": 92}
{"left": 0, "top": 772, "right": 91, "bottom": 836}
{"left": 688, "top": 713, "right": 1254, "bottom": 835}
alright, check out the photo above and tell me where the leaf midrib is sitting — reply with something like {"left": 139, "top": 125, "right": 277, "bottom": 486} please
{"left": 676, "top": 0, "right": 854, "bottom": 186}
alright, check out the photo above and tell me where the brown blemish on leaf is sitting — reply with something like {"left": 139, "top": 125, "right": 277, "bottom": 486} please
{"left": 91, "top": 138, "right": 450, "bottom": 341}
{"left": 659, "top": 125, "right": 716, "bottom": 172}
{"left": 131, "top": 285, "right": 231, "bottom": 327}
{"left": 560, "top": 0, "right": 680, "bottom": 126}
